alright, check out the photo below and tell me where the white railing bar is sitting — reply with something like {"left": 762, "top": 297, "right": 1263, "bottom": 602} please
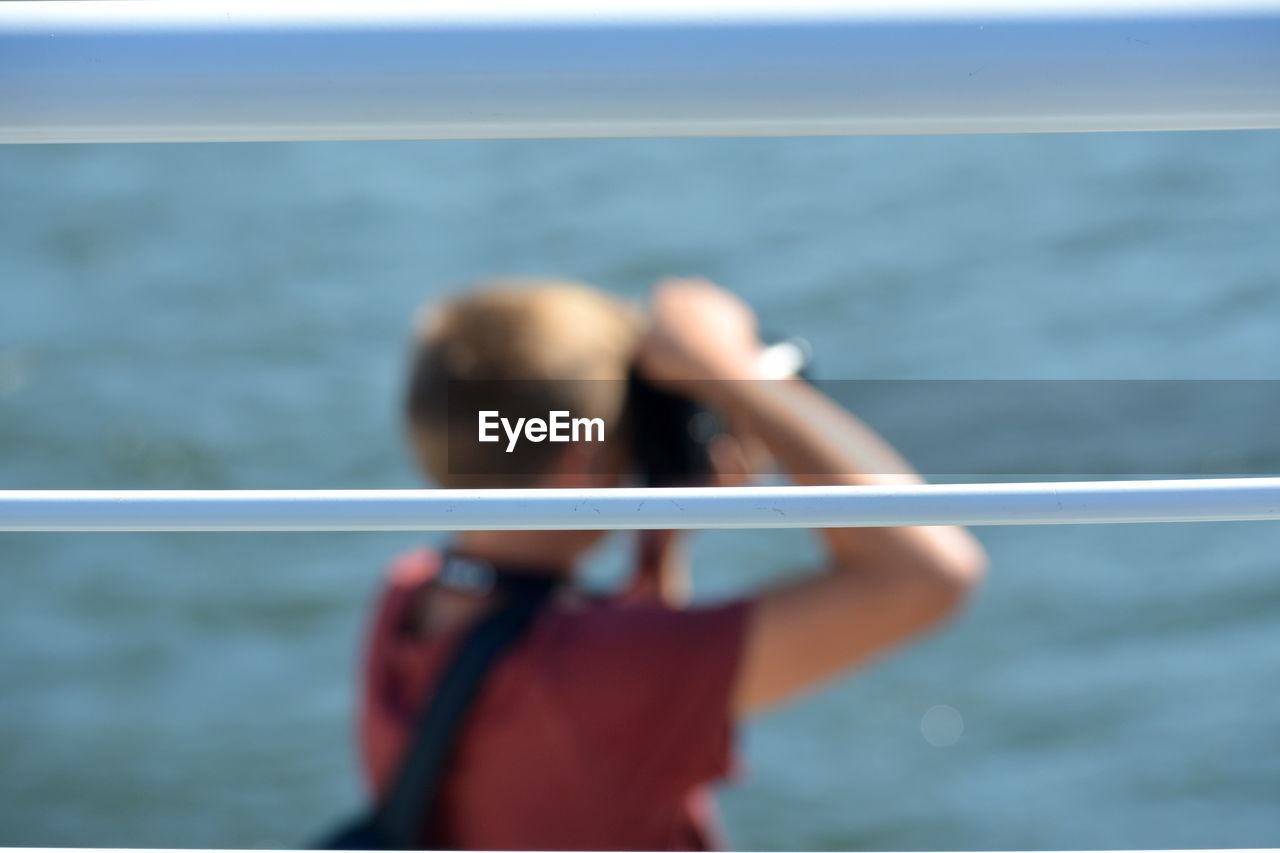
{"left": 2, "top": 479, "right": 1278, "bottom": 532}
{"left": 2, "top": 0, "right": 1278, "bottom": 144}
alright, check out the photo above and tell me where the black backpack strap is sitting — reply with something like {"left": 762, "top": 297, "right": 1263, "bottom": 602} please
{"left": 372, "top": 572, "right": 557, "bottom": 849}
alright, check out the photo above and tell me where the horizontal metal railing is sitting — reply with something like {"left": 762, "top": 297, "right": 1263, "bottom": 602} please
{"left": 2, "top": 479, "right": 1278, "bottom": 531}
{"left": 2, "top": 0, "right": 1279, "bottom": 143}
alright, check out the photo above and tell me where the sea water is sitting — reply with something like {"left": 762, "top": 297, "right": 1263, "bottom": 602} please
{"left": 1, "top": 132, "right": 1278, "bottom": 849}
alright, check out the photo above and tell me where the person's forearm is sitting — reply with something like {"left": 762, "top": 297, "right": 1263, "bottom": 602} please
{"left": 710, "top": 379, "right": 985, "bottom": 576}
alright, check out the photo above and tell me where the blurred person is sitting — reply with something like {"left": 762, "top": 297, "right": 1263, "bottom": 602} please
{"left": 355, "top": 277, "right": 987, "bottom": 850}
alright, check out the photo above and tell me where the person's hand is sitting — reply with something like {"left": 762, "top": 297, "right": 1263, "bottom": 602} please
{"left": 636, "top": 278, "right": 764, "bottom": 398}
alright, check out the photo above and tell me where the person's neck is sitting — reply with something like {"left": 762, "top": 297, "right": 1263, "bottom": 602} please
{"left": 451, "top": 529, "right": 587, "bottom": 577}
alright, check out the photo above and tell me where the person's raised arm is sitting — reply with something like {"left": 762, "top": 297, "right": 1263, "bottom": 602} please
{"left": 638, "top": 278, "right": 988, "bottom": 716}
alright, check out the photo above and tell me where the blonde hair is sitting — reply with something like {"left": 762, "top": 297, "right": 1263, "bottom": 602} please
{"left": 405, "top": 278, "right": 640, "bottom": 488}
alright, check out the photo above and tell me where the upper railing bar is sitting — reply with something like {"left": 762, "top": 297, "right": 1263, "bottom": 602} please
{"left": 3, "top": 0, "right": 1279, "bottom": 143}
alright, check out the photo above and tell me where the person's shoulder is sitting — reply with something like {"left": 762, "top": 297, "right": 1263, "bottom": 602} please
{"left": 382, "top": 546, "right": 441, "bottom": 590}
{"left": 365, "top": 547, "right": 442, "bottom": 635}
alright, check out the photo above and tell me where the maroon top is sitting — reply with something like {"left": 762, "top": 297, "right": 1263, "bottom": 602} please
{"left": 360, "top": 548, "right": 751, "bottom": 850}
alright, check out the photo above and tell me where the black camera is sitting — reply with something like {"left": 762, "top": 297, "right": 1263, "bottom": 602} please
{"left": 628, "top": 338, "right": 812, "bottom": 486}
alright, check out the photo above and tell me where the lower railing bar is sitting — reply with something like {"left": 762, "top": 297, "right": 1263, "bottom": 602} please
{"left": 1, "top": 479, "right": 1278, "bottom": 532}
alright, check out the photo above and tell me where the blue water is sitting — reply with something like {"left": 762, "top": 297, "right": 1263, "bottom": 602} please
{"left": 1, "top": 131, "right": 1279, "bottom": 849}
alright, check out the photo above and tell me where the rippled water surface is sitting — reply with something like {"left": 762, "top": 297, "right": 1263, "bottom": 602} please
{"left": 2, "top": 132, "right": 1279, "bottom": 849}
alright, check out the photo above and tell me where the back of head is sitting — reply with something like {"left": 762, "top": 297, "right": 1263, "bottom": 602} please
{"left": 405, "top": 278, "right": 640, "bottom": 488}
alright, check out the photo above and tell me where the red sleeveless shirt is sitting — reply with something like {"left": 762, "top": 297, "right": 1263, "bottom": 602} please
{"left": 359, "top": 548, "right": 751, "bottom": 850}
